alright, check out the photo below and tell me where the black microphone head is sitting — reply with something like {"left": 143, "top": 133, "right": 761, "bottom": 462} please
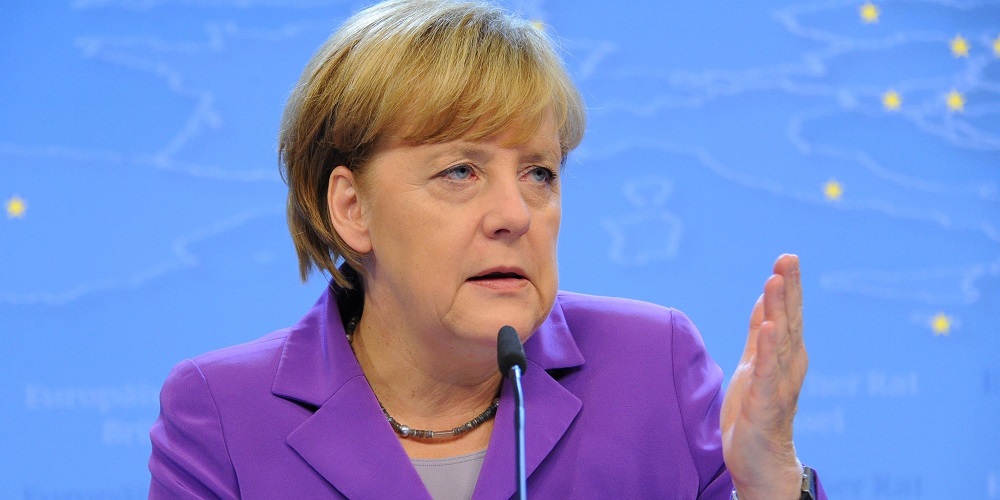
{"left": 497, "top": 325, "right": 527, "bottom": 378}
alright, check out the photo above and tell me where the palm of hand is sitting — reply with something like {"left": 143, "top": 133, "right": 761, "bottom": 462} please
{"left": 720, "top": 254, "right": 808, "bottom": 499}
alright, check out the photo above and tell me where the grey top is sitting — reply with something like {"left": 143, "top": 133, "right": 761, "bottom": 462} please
{"left": 411, "top": 450, "right": 487, "bottom": 500}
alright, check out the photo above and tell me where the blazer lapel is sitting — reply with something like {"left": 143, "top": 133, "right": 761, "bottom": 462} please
{"left": 473, "top": 296, "right": 585, "bottom": 500}
{"left": 286, "top": 376, "right": 431, "bottom": 499}
{"left": 272, "top": 288, "right": 431, "bottom": 499}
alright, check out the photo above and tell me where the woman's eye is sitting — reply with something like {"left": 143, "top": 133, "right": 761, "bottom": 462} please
{"left": 442, "top": 164, "right": 474, "bottom": 180}
{"left": 527, "top": 166, "right": 556, "bottom": 183}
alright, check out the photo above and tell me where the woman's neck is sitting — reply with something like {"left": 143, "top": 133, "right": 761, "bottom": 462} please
{"left": 349, "top": 303, "right": 503, "bottom": 458}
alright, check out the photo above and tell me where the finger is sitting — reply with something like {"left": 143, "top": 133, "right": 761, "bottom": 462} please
{"left": 741, "top": 294, "right": 765, "bottom": 364}
{"left": 763, "top": 273, "right": 790, "bottom": 367}
{"left": 774, "top": 254, "right": 809, "bottom": 391}
{"left": 752, "top": 319, "right": 780, "bottom": 404}
{"left": 749, "top": 293, "right": 765, "bottom": 331}
{"left": 779, "top": 254, "right": 805, "bottom": 354}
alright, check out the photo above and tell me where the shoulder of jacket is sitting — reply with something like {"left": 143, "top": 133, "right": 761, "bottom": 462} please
{"left": 556, "top": 290, "right": 683, "bottom": 325}
{"left": 183, "top": 328, "right": 291, "bottom": 375}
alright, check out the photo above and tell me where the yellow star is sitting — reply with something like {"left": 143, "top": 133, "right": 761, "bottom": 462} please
{"left": 531, "top": 20, "right": 545, "bottom": 31}
{"left": 931, "top": 312, "right": 951, "bottom": 336}
{"left": 5, "top": 195, "right": 27, "bottom": 219}
{"left": 860, "top": 2, "right": 880, "bottom": 23}
{"left": 823, "top": 179, "right": 843, "bottom": 201}
{"left": 946, "top": 89, "right": 965, "bottom": 112}
{"left": 882, "top": 89, "right": 901, "bottom": 111}
{"left": 950, "top": 34, "right": 969, "bottom": 58}
{"left": 993, "top": 34, "right": 1000, "bottom": 57}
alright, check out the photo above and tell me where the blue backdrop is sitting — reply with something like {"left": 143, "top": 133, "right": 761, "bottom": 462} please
{"left": 2, "top": 0, "right": 998, "bottom": 498}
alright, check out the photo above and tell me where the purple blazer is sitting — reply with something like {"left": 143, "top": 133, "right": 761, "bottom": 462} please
{"left": 149, "top": 288, "right": 823, "bottom": 499}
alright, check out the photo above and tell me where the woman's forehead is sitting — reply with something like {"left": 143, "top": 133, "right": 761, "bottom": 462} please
{"left": 390, "top": 109, "right": 561, "bottom": 151}
{"left": 383, "top": 120, "right": 562, "bottom": 164}
{"left": 390, "top": 103, "right": 560, "bottom": 142}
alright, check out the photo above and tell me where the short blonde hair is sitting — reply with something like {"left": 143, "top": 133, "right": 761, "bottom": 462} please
{"left": 279, "top": 0, "right": 586, "bottom": 287}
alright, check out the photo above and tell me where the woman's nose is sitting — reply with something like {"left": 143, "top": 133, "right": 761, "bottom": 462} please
{"left": 482, "top": 178, "right": 531, "bottom": 239}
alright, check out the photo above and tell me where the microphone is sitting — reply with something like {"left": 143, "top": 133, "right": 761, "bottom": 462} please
{"left": 497, "top": 325, "right": 527, "bottom": 500}
{"left": 497, "top": 325, "right": 527, "bottom": 377}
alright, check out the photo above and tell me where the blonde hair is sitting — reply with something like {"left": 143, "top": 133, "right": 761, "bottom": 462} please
{"left": 279, "top": 0, "right": 586, "bottom": 287}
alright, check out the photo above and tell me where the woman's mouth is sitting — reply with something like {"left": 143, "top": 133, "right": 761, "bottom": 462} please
{"left": 467, "top": 270, "right": 528, "bottom": 290}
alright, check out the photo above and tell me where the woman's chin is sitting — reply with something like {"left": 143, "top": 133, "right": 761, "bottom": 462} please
{"left": 456, "top": 312, "right": 544, "bottom": 345}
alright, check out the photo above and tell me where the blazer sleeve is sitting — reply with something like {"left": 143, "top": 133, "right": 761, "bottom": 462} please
{"left": 148, "top": 359, "right": 240, "bottom": 499}
{"left": 668, "top": 310, "right": 830, "bottom": 500}
{"left": 667, "top": 309, "right": 735, "bottom": 499}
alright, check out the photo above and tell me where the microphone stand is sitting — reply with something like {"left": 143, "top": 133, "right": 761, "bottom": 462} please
{"left": 497, "top": 325, "right": 528, "bottom": 500}
{"left": 509, "top": 364, "right": 527, "bottom": 500}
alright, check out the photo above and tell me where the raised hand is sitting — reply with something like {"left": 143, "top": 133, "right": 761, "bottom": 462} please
{"left": 720, "top": 254, "right": 808, "bottom": 499}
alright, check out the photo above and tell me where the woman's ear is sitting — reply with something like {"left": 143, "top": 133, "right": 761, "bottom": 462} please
{"left": 327, "top": 165, "right": 373, "bottom": 254}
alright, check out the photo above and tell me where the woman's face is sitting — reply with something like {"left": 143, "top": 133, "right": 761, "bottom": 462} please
{"left": 356, "top": 113, "right": 563, "bottom": 349}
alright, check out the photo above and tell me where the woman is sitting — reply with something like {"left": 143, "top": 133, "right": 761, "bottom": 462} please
{"left": 148, "top": 0, "right": 824, "bottom": 498}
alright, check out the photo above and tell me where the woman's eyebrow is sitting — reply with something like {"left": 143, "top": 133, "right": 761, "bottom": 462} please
{"left": 426, "top": 144, "right": 492, "bottom": 163}
{"left": 520, "top": 150, "right": 561, "bottom": 165}
{"left": 425, "top": 142, "right": 559, "bottom": 165}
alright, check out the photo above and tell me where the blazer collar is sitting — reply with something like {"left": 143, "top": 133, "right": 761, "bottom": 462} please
{"left": 270, "top": 289, "right": 356, "bottom": 406}
{"left": 272, "top": 287, "right": 430, "bottom": 498}
{"left": 271, "top": 287, "right": 585, "bottom": 498}
{"left": 523, "top": 292, "right": 585, "bottom": 371}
